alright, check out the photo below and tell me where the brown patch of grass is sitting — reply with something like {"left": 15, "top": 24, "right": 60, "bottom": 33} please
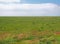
{"left": 31, "top": 30, "right": 40, "bottom": 37}
{"left": 31, "top": 30, "right": 54, "bottom": 37}
{"left": 0, "top": 32, "right": 11, "bottom": 40}
{"left": 55, "top": 32, "right": 60, "bottom": 35}
{"left": 29, "top": 39, "right": 39, "bottom": 44}
{"left": 17, "top": 33, "right": 30, "bottom": 40}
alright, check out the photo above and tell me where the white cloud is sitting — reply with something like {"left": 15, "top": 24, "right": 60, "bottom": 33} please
{"left": 0, "top": 3, "right": 60, "bottom": 16}
{"left": 0, "top": 0, "right": 20, "bottom": 3}
{"left": 0, "top": 4, "right": 28, "bottom": 10}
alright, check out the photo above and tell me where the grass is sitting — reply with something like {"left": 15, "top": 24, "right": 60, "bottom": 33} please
{"left": 0, "top": 17, "right": 60, "bottom": 44}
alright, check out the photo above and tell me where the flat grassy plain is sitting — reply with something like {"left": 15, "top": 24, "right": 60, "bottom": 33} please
{"left": 0, "top": 17, "right": 60, "bottom": 44}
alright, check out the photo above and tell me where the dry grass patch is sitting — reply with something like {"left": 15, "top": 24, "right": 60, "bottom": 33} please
{"left": 0, "top": 32, "right": 11, "bottom": 40}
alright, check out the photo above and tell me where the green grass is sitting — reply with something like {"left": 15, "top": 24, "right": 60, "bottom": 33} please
{"left": 0, "top": 17, "right": 60, "bottom": 44}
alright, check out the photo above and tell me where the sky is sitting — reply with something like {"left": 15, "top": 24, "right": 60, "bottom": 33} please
{"left": 0, "top": 0, "right": 60, "bottom": 16}
{"left": 21, "top": 0, "right": 60, "bottom": 4}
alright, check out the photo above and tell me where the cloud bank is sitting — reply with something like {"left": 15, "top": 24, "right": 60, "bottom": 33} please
{"left": 0, "top": 0, "right": 20, "bottom": 3}
{"left": 0, "top": 3, "right": 60, "bottom": 16}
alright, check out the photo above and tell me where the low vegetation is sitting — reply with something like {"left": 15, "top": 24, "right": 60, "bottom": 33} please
{"left": 0, "top": 17, "right": 60, "bottom": 44}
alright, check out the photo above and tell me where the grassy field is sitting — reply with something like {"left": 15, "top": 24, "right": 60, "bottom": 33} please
{"left": 0, "top": 17, "right": 60, "bottom": 44}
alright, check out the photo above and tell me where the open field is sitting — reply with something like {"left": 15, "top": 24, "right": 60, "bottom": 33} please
{"left": 0, "top": 17, "right": 60, "bottom": 44}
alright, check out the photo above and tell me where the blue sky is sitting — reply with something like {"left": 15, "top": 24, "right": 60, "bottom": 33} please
{"left": 22, "top": 0, "right": 60, "bottom": 5}
{"left": 0, "top": 0, "right": 60, "bottom": 16}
